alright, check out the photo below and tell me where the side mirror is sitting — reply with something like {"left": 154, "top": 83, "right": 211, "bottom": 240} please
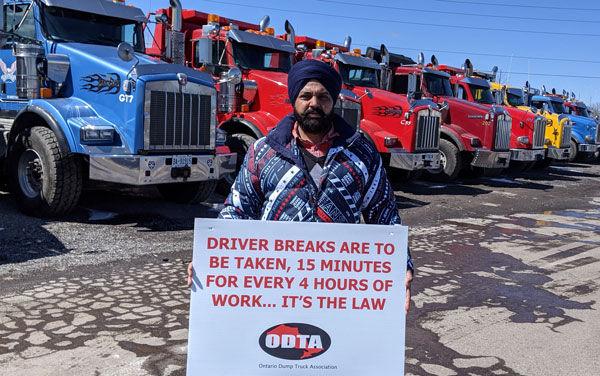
{"left": 407, "top": 73, "right": 417, "bottom": 100}
{"left": 226, "top": 67, "right": 242, "bottom": 85}
{"left": 494, "top": 90, "right": 503, "bottom": 105}
{"left": 195, "top": 38, "right": 212, "bottom": 65}
{"left": 46, "top": 54, "right": 70, "bottom": 84}
{"left": 364, "top": 88, "right": 373, "bottom": 99}
{"left": 117, "top": 42, "right": 135, "bottom": 62}
{"left": 542, "top": 102, "right": 549, "bottom": 114}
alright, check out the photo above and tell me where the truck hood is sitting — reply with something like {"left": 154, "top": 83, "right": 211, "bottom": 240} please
{"left": 54, "top": 42, "right": 214, "bottom": 85}
{"left": 246, "top": 70, "right": 289, "bottom": 89}
{"left": 567, "top": 113, "right": 596, "bottom": 127}
{"left": 444, "top": 96, "right": 494, "bottom": 115}
{"left": 54, "top": 43, "right": 157, "bottom": 77}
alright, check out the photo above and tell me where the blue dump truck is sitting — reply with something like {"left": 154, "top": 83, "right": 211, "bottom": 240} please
{"left": 0, "top": 0, "right": 236, "bottom": 216}
{"left": 529, "top": 88, "right": 599, "bottom": 162}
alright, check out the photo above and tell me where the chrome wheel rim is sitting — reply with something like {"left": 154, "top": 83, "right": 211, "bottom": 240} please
{"left": 17, "top": 149, "right": 44, "bottom": 198}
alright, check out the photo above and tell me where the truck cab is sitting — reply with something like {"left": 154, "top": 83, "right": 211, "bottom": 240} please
{"left": 290, "top": 37, "right": 442, "bottom": 180}
{"left": 445, "top": 62, "right": 546, "bottom": 169}
{"left": 373, "top": 51, "right": 511, "bottom": 181}
{"left": 147, "top": 9, "right": 362, "bottom": 188}
{"left": 0, "top": 0, "right": 235, "bottom": 216}
{"left": 490, "top": 83, "right": 571, "bottom": 165}
{"left": 529, "top": 90, "right": 598, "bottom": 162}
{"left": 564, "top": 97, "right": 600, "bottom": 140}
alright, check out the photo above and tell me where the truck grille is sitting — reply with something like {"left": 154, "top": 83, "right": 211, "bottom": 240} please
{"left": 596, "top": 123, "right": 600, "bottom": 143}
{"left": 144, "top": 81, "right": 216, "bottom": 152}
{"left": 561, "top": 120, "right": 572, "bottom": 148}
{"left": 334, "top": 98, "right": 361, "bottom": 131}
{"left": 494, "top": 114, "right": 512, "bottom": 150}
{"left": 415, "top": 109, "right": 441, "bottom": 151}
{"left": 532, "top": 116, "right": 546, "bottom": 148}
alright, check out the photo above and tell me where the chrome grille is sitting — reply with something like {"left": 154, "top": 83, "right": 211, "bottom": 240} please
{"left": 494, "top": 114, "right": 512, "bottom": 150}
{"left": 595, "top": 123, "right": 600, "bottom": 143}
{"left": 144, "top": 81, "right": 216, "bottom": 152}
{"left": 415, "top": 109, "right": 441, "bottom": 151}
{"left": 561, "top": 120, "right": 572, "bottom": 148}
{"left": 532, "top": 116, "right": 546, "bottom": 148}
{"left": 335, "top": 98, "right": 361, "bottom": 131}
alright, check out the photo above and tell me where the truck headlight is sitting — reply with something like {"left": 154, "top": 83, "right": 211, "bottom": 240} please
{"left": 517, "top": 136, "right": 530, "bottom": 145}
{"left": 585, "top": 135, "right": 594, "bottom": 143}
{"left": 81, "top": 125, "right": 114, "bottom": 142}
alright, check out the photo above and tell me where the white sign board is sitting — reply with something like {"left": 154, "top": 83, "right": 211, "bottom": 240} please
{"left": 187, "top": 218, "right": 408, "bottom": 375}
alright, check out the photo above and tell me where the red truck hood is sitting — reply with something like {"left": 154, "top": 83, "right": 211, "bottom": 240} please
{"left": 246, "top": 70, "right": 288, "bottom": 89}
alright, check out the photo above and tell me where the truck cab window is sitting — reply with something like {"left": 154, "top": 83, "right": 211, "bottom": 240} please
{"left": 231, "top": 41, "right": 291, "bottom": 73}
{"left": 337, "top": 63, "right": 378, "bottom": 88}
{"left": 3, "top": 3, "right": 36, "bottom": 42}
{"left": 40, "top": 5, "right": 145, "bottom": 52}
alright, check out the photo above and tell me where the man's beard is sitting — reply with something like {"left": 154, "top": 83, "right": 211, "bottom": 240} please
{"left": 294, "top": 106, "right": 334, "bottom": 135}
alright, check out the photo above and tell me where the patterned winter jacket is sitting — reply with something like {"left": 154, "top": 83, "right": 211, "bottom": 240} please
{"left": 219, "top": 113, "right": 413, "bottom": 269}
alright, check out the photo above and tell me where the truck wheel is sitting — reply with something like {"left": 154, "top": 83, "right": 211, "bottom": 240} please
{"left": 568, "top": 140, "right": 577, "bottom": 163}
{"left": 7, "top": 127, "right": 82, "bottom": 217}
{"left": 424, "top": 139, "right": 461, "bottom": 182}
{"left": 217, "top": 133, "right": 256, "bottom": 195}
{"left": 157, "top": 180, "right": 217, "bottom": 204}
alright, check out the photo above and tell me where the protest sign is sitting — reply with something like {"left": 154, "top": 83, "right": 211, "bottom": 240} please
{"left": 187, "top": 218, "right": 408, "bottom": 375}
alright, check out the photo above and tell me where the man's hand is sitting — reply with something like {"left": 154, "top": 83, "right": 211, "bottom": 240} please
{"left": 405, "top": 269, "right": 413, "bottom": 314}
{"left": 187, "top": 261, "right": 194, "bottom": 288}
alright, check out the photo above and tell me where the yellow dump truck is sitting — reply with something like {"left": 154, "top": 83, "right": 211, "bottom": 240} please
{"left": 489, "top": 82, "right": 571, "bottom": 166}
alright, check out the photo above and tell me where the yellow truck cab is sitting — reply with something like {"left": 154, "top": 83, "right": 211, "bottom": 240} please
{"left": 489, "top": 82, "right": 571, "bottom": 166}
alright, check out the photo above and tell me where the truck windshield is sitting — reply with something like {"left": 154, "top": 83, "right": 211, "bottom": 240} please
{"left": 469, "top": 84, "right": 494, "bottom": 105}
{"left": 231, "top": 41, "right": 291, "bottom": 73}
{"left": 424, "top": 73, "right": 453, "bottom": 96}
{"left": 40, "top": 6, "right": 144, "bottom": 52}
{"left": 337, "top": 63, "right": 378, "bottom": 88}
{"left": 506, "top": 90, "right": 526, "bottom": 106}
{"left": 550, "top": 100, "right": 567, "bottom": 114}
{"left": 576, "top": 106, "right": 590, "bottom": 117}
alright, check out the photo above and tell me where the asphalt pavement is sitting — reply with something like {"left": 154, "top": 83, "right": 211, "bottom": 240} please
{"left": 1, "top": 160, "right": 599, "bottom": 375}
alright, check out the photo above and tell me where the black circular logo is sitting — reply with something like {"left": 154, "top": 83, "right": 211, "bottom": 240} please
{"left": 258, "top": 323, "right": 331, "bottom": 360}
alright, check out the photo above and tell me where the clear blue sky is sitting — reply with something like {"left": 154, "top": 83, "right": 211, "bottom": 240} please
{"left": 129, "top": 0, "right": 600, "bottom": 105}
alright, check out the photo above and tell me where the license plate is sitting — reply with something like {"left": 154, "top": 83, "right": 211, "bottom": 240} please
{"left": 172, "top": 155, "right": 192, "bottom": 168}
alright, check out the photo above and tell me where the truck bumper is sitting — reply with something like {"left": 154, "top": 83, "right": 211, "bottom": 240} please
{"left": 578, "top": 143, "right": 600, "bottom": 152}
{"left": 388, "top": 151, "right": 441, "bottom": 171}
{"left": 547, "top": 147, "right": 570, "bottom": 160}
{"left": 509, "top": 148, "right": 546, "bottom": 162}
{"left": 89, "top": 152, "right": 237, "bottom": 185}
{"left": 471, "top": 150, "right": 511, "bottom": 168}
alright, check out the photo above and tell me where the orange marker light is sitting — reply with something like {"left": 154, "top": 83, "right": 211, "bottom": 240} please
{"left": 207, "top": 14, "right": 220, "bottom": 23}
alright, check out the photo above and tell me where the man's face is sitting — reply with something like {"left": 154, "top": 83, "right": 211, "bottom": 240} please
{"left": 293, "top": 79, "right": 335, "bottom": 134}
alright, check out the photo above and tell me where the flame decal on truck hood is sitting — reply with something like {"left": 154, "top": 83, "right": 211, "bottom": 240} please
{"left": 80, "top": 73, "right": 121, "bottom": 94}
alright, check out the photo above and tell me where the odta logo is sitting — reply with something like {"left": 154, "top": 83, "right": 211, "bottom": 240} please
{"left": 259, "top": 323, "right": 331, "bottom": 360}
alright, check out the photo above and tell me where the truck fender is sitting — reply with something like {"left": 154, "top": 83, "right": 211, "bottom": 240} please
{"left": 219, "top": 117, "right": 264, "bottom": 139}
{"left": 569, "top": 129, "right": 585, "bottom": 144}
{"left": 9, "top": 105, "right": 72, "bottom": 153}
{"left": 440, "top": 127, "right": 465, "bottom": 151}
{"left": 358, "top": 118, "right": 395, "bottom": 152}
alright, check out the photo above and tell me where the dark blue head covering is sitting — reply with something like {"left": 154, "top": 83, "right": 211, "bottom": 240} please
{"left": 287, "top": 59, "right": 342, "bottom": 106}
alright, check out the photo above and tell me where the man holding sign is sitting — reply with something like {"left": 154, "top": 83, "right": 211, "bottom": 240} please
{"left": 189, "top": 59, "right": 413, "bottom": 312}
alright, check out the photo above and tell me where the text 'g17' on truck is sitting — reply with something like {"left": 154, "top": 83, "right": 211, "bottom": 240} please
{"left": 444, "top": 59, "right": 546, "bottom": 172}
{"left": 147, "top": 8, "right": 363, "bottom": 189}
{"left": 0, "top": 0, "right": 236, "bottom": 217}
{"left": 287, "top": 37, "right": 441, "bottom": 182}
{"left": 490, "top": 82, "right": 571, "bottom": 168}
{"left": 371, "top": 50, "right": 511, "bottom": 181}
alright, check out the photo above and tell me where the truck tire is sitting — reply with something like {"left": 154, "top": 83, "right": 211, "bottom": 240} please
{"left": 7, "top": 126, "right": 82, "bottom": 217}
{"left": 157, "top": 180, "right": 217, "bottom": 204}
{"left": 217, "top": 133, "right": 256, "bottom": 195}
{"left": 568, "top": 139, "right": 577, "bottom": 163}
{"left": 424, "top": 139, "right": 461, "bottom": 182}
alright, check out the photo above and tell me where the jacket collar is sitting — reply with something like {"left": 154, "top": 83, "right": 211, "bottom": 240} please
{"left": 265, "top": 113, "right": 359, "bottom": 157}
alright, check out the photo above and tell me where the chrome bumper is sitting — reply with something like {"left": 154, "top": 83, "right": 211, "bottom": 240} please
{"left": 510, "top": 148, "right": 546, "bottom": 162}
{"left": 546, "top": 147, "right": 570, "bottom": 160}
{"left": 388, "top": 151, "right": 441, "bottom": 171}
{"left": 89, "top": 153, "right": 237, "bottom": 185}
{"left": 471, "top": 150, "right": 511, "bottom": 168}
{"left": 578, "top": 143, "right": 600, "bottom": 152}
